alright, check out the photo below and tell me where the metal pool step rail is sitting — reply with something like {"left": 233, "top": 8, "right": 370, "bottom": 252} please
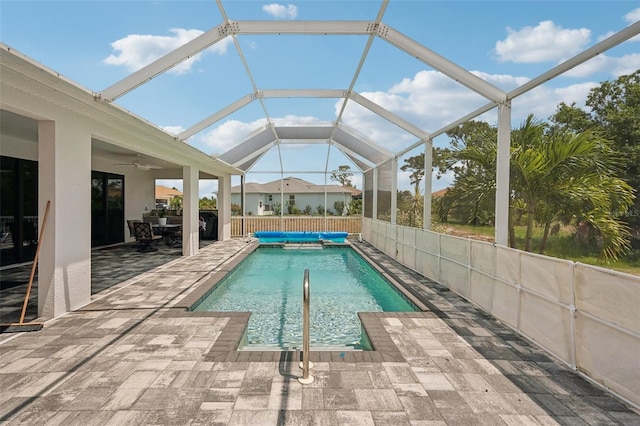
{"left": 299, "top": 268, "right": 314, "bottom": 384}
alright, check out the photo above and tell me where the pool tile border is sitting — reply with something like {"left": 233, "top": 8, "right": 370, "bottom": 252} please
{"left": 168, "top": 240, "right": 432, "bottom": 363}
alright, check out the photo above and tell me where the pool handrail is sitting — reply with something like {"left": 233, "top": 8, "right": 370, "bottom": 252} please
{"left": 298, "top": 268, "right": 314, "bottom": 384}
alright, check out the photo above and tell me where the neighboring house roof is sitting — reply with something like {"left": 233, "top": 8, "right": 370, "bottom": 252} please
{"left": 231, "top": 177, "right": 362, "bottom": 196}
{"left": 432, "top": 188, "right": 449, "bottom": 198}
{"left": 156, "top": 185, "right": 183, "bottom": 199}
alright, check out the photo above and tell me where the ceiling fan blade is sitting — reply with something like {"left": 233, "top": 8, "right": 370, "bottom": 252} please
{"left": 134, "top": 161, "right": 162, "bottom": 170}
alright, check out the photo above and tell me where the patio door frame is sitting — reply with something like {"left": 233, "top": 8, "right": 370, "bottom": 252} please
{"left": 0, "top": 155, "right": 39, "bottom": 266}
{"left": 91, "top": 171, "right": 125, "bottom": 247}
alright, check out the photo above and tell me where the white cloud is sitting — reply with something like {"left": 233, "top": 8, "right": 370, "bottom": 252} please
{"left": 342, "top": 70, "right": 529, "bottom": 149}
{"left": 104, "top": 28, "right": 232, "bottom": 74}
{"left": 612, "top": 53, "right": 640, "bottom": 76}
{"left": 161, "top": 125, "right": 185, "bottom": 135}
{"left": 197, "top": 115, "right": 339, "bottom": 155}
{"left": 597, "top": 31, "right": 617, "bottom": 42}
{"left": 193, "top": 68, "right": 612, "bottom": 170}
{"left": 198, "top": 118, "right": 269, "bottom": 154}
{"left": 510, "top": 82, "right": 597, "bottom": 121}
{"left": 624, "top": 8, "right": 640, "bottom": 43}
{"left": 495, "top": 20, "right": 591, "bottom": 63}
{"left": 262, "top": 3, "right": 298, "bottom": 19}
{"left": 563, "top": 53, "right": 640, "bottom": 78}
{"left": 624, "top": 8, "right": 640, "bottom": 24}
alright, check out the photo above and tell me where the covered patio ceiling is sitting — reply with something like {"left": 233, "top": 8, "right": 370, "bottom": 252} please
{"left": 91, "top": 1, "right": 640, "bottom": 177}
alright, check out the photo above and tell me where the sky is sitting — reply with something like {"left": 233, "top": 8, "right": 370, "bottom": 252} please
{"left": 2, "top": 0, "right": 639, "bottom": 198}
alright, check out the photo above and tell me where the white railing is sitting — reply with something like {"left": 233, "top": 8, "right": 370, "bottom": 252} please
{"left": 231, "top": 216, "right": 362, "bottom": 236}
{"left": 362, "top": 217, "right": 640, "bottom": 409}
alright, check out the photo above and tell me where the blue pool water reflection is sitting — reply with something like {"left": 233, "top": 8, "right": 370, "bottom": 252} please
{"left": 192, "top": 247, "right": 416, "bottom": 349}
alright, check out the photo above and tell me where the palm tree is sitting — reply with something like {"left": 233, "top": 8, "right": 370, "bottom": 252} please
{"left": 511, "top": 117, "right": 633, "bottom": 259}
{"left": 450, "top": 115, "right": 634, "bottom": 259}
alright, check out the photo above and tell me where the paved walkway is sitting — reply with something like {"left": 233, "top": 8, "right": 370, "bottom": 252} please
{"left": 0, "top": 239, "right": 638, "bottom": 425}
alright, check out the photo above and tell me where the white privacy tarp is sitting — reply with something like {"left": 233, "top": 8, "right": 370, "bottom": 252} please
{"left": 471, "top": 240, "right": 497, "bottom": 276}
{"left": 519, "top": 291, "right": 573, "bottom": 362}
{"left": 495, "top": 246, "right": 521, "bottom": 288}
{"left": 575, "top": 263, "right": 640, "bottom": 333}
{"left": 441, "top": 258, "right": 470, "bottom": 297}
{"left": 440, "top": 234, "right": 470, "bottom": 265}
{"left": 416, "top": 229, "right": 440, "bottom": 255}
{"left": 575, "top": 312, "right": 640, "bottom": 406}
{"left": 402, "top": 242, "right": 416, "bottom": 270}
{"left": 521, "top": 253, "right": 574, "bottom": 305}
{"left": 416, "top": 248, "right": 440, "bottom": 280}
{"left": 469, "top": 270, "right": 518, "bottom": 326}
{"left": 363, "top": 218, "right": 640, "bottom": 407}
{"left": 361, "top": 219, "right": 371, "bottom": 240}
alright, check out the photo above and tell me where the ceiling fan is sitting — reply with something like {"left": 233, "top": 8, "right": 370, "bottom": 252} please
{"left": 115, "top": 154, "right": 162, "bottom": 171}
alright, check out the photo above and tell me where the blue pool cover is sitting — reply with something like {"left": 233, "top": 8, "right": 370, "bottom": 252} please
{"left": 254, "top": 231, "right": 348, "bottom": 243}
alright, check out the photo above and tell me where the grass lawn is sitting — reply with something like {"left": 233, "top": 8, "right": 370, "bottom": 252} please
{"left": 435, "top": 222, "right": 640, "bottom": 276}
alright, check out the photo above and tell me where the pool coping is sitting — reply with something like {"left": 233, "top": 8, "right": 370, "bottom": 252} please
{"left": 167, "top": 240, "right": 433, "bottom": 363}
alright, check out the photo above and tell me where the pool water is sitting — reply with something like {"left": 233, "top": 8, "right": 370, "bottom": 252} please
{"left": 192, "top": 247, "right": 416, "bottom": 349}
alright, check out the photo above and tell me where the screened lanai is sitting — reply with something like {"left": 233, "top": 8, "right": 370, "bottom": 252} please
{"left": 2, "top": 0, "right": 640, "bottom": 410}
{"left": 90, "top": 1, "right": 639, "bottom": 246}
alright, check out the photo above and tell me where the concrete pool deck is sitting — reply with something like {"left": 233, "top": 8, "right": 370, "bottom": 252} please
{"left": 1, "top": 238, "right": 638, "bottom": 425}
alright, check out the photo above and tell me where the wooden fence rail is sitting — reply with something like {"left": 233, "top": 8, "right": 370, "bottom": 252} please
{"left": 231, "top": 216, "right": 362, "bottom": 236}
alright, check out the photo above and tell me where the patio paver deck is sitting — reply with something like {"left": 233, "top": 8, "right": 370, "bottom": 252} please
{"left": 1, "top": 238, "right": 638, "bottom": 425}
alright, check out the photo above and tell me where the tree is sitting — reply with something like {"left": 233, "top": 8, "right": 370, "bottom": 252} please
{"left": 330, "top": 165, "right": 353, "bottom": 187}
{"left": 400, "top": 155, "right": 424, "bottom": 192}
{"left": 445, "top": 121, "right": 498, "bottom": 229}
{"left": 170, "top": 195, "right": 183, "bottom": 210}
{"left": 199, "top": 196, "right": 216, "bottom": 210}
{"left": 448, "top": 115, "right": 634, "bottom": 259}
{"left": 549, "top": 102, "right": 594, "bottom": 134}
{"left": 548, "top": 72, "right": 640, "bottom": 240}
{"left": 585, "top": 70, "right": 640, "bottom": 229}
{"left": 349, "top": 198, "right": 362, "bottom": 215}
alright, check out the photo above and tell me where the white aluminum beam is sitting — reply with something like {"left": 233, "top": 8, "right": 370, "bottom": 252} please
{"left": 179, "top": 94, "right": 254, "bottom": 139}
{"left": 378, "top": 25, "right": 507, "bottom": 103}
{"left": 509, "top": 20, "right": 640, "bottom": 100}
{"left": 261, "top": 89, "right": 345, "bottom": 98}
{"left": 234, "top": 20, "right": 372, "bottom": 35}
{"left": 279, "top": 139, "right": 330, "bottom": 144}
{"left": 390, "top": 157, "right": 397, "bottom": 225}
{"left": 99, "top": 23, "right": 232, "bottom": 102}
{"left": 423, "top": 139, "right": 433, "bottom": 230}
{"left": 351, "top": 92, "right": 430, "bottom": 141}
{"left": 495, "top": 102, "right": 511, "bottom": 247}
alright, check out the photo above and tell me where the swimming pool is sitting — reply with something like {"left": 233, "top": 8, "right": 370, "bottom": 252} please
{"left": 191, "top": 246, "right": 416, "bottom": 350}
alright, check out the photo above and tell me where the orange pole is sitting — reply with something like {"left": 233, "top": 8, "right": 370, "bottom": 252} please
{"left": 19, "top": 200, "right": 50, "bottom": 324}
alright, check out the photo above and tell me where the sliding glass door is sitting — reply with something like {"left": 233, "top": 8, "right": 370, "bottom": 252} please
{"left": 91, "top": 171, "right": 124, "bottom": 247}
{"left": 0, "top": 156, "right": 38, "bottom": 267}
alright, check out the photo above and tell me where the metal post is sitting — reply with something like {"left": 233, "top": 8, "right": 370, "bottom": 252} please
{"left": 298, "top": 269, "right": 314, "bottom": 384}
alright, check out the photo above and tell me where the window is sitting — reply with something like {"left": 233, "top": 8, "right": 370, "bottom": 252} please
{"left": 288, "top": 195, "right": 295, "bottom": 206}
{"left": 268, "top": 194, "right": 273, "bottom": 201}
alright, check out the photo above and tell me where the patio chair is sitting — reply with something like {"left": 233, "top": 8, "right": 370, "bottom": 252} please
{"left": 127, "top": 219, "right": 141, "bottom": 238}
{"left": 168, "top": 228, "right": 182, "bottom": 248}
{"left": 132, "top": 221, "right": 162, "bottom": 252}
